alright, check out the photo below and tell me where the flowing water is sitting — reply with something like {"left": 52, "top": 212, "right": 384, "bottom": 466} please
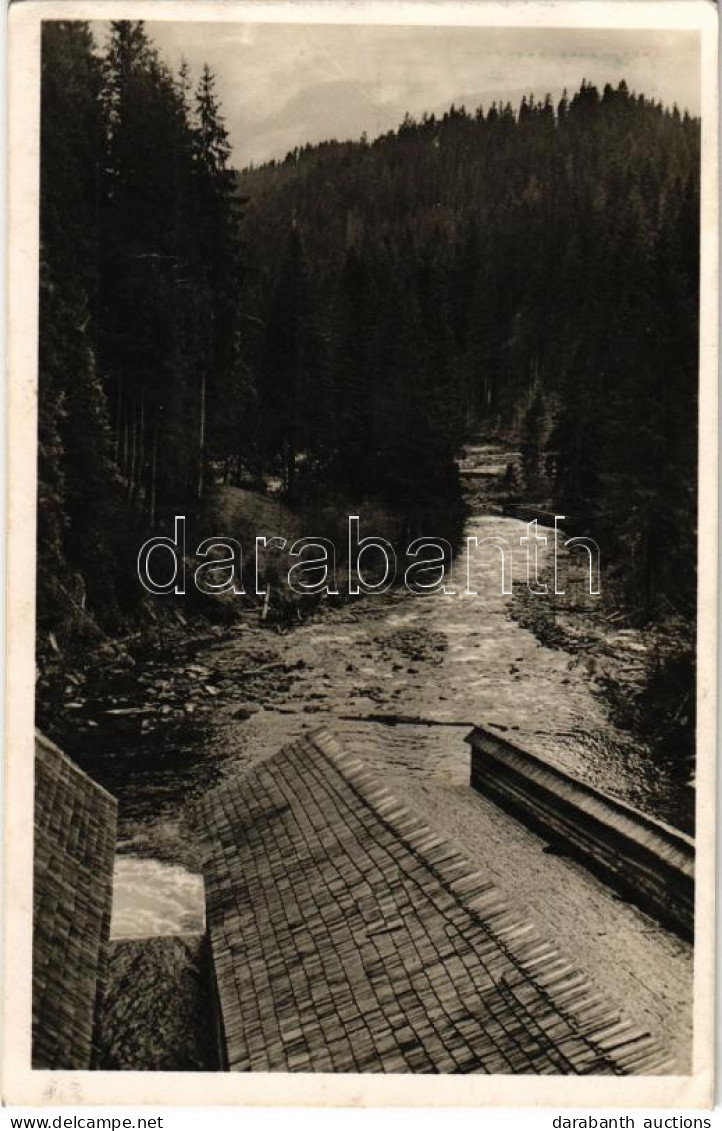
{"left": 51, "top": 444, "right": 690, "bottom": 938}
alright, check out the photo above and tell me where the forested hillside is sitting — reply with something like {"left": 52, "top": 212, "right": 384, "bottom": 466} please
{"left": 39, "top": 20, "right": 243, "bottom": 638}
{"left": 38, "top": 20, "right": 699, "bottom": 665}
{"left": 238, "top": 85, "right": 700, "bottom": 621}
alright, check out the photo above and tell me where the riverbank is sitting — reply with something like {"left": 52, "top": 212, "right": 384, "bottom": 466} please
{"left": 78, "top": 577, "right": 692, "bottom": 1071}
{"left": 37, "top": 443, "right": 694, "bottom": 1072}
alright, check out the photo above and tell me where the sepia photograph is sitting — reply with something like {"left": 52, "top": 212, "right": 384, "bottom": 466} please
{"left": 3, "top": 0, "right": 718, "bottom": 1108}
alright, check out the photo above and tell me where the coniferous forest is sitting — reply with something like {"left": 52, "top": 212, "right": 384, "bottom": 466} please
{"left": 38, "top": 20, "right": 699, "bottom": 766}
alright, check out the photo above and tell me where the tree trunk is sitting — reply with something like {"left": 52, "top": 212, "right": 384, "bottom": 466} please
{"left": 198, "top": 371, "right": 206, "bottom": 499}
{"left": 150, "top": 426, "right": 158, "bottom": 527}
{"left": 127, "top": 396, "right": 137, "bottom": 502}
{"left": 138, "top": 394, "right": 146, "bottom": 507}
{"left": 122, "top": 409, "right": 130, "bottom": 480}
{"left": 113, "top": 377, "right": 123, "bottom": 466}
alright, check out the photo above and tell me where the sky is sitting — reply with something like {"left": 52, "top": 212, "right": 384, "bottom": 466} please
{"left": 97, "top": 22, "right": 701, "bottom": 168}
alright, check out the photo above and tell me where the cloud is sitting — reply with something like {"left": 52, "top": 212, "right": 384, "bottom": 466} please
{"left": 96, "top": 21, "right": 701, "bottom": 167}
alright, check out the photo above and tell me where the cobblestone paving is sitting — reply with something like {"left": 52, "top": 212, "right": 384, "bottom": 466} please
{"left": 194, "top": 729, "right": 671, "bottom": 1075}
{"left": 33, "top": 733, "right": 117, "bottom": 1068}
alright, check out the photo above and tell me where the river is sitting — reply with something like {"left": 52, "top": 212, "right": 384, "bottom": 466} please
{"left": 46, "top": 443, "right": 691, "bottom": 964}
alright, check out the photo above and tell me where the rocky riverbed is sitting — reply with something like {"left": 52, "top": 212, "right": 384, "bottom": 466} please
{"left": 38, "top": 443, "right": 695, "bottom": 1071}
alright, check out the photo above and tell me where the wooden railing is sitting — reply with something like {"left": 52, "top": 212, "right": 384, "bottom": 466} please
{"left": 466, "top": 726, "right": 694, "bottom": 938}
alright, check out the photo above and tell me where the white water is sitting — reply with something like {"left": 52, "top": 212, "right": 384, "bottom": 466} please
{"left": 100, "top": 443, "right": 680, "bottom": 937}
{"left": 110, "top": 856, "right": 205, "bottom": 940}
